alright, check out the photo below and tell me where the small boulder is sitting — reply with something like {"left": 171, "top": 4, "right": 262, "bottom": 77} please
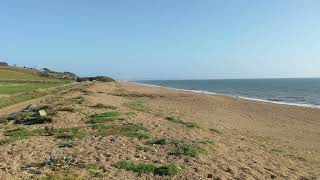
{"left": 38, "top": 110, "right": 47, "bottom": 117}
{"left": 25, "top": 104, "right": 38, "bottom": 111}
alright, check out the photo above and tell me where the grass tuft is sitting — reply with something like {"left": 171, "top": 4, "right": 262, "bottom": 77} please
{"left": 125, "top": 100, "right": 148, "bottom": 112}
{"left": 172, "top": 142, "right": 207, "bottom": 157}
{"left": 68, "top": 96, "right": 84, "bottom": 104}
{"left": 91, "top": 103, "right": 117, "bottom": 110}
{"left": 54, "top": 128, "right": 86, "bottom": 140}
{"left": 146, "top": 138, "right": 167, "bottom": 145}
{"left": 113, "top": 161, "right": 156, "bottom": 174}
{"left": 4, "top": 128, "right": 32, "bottom": 139}
{"left": 113, "top": 161, "right": 180, "bottom": 176}
{"left": 80, "top": 163, "right": 100, "bottom": 170}
{"left": 199, "top": 139, "right": 214, "bottom": 145}
{"left": 165, "top": 116, "right": 199, "bottom": 128}
{"left": 154, "top": 164, "right": 181, "bottom": 176}
{"left": 87, "top": 111, "right": 122, "bottom": 124}
{"left": 92, "top": 123, "right": 149, "bottom": 139}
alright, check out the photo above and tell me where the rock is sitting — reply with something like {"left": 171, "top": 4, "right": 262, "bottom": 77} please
{"left": 25, "top": 104, "right": 38, "bottom": 111}
{"left": 38, "top": 110, "right": 47, "bottom": 117}
{"left": 207, "top": 174, "right": 213, "bottom": 178}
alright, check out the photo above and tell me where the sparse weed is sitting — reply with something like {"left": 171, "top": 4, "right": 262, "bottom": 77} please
{"left": 57, "top": 107, "right": 75, "bottom": 112}
{"left": 54, "top": 128, "right": 86, "bottom": 140}
{"left": 172, "top": 142, "right": 207, "bottom": 157}
{"left": 58, "top": 141, "right": 75, "bottom": 148}
{"left": 0, "top": 139, "right": 12, "bottom": 145}
{"left": 199, "top": 139, "right": 214, "bottom": 145}
{"left": 113, "top": 161, "right": 156, "bottom": 174}
{"left": 165, "top": 116, "right": 199, "bottom": 128}
{"left": 69, "top": 96, "right": 84, "bottom": 104}
{"left": 146, "top": 138, "right": 167, "bottom": 145}
{"left": 4, "top": 128, "right": 32, "bottom": 139}
{"left": 87, "top": 111, "right": 122, "bottom": 124}
{"left": 35, "top": 127, "right": 85, "bottom": 140}
{"left": 113, "top": 161, "right": 180, "bottom": 176}
{"left": 136, "top": 144, "right": 153, "bottom": 152}
{"left": 80, "top": 163, "right": 100, "bottom": 170}
{"left": 39, "top": 172, "right": 82, "bottom": 180}
{"left": 125, "top": 100, "right": 148, "bottom": 112}
{"left": 91, "top": 103, "right": 117, "bottom": 110}
{"left": 92, "top": 123, "right": 149, "bottom": 139}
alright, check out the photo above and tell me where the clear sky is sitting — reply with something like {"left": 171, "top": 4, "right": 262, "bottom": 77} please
{"left": 0, "top": 0, "right": 319, "bottom": 80}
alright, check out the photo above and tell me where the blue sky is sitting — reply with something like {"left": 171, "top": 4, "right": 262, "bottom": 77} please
{"left": 0, "top": 0, "right": 319, "bottom": 80}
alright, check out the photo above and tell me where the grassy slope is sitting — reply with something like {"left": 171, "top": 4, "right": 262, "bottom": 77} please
{"left": 0, "top": 66, "right": 61, "bottom": 82}
{"left": 0, "top": 66, "right": 74, "bottom": 108}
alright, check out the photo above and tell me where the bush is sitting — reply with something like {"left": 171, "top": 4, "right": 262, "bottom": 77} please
{"left": 77, "top": 76, "right": 115, "bottom": 82}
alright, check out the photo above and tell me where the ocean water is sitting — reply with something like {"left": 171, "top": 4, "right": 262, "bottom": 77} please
{"left": 136, "top": 78, "right": 320, "bottom": 108}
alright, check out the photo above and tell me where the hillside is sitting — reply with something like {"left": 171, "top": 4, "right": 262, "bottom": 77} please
{"left": 0, "top": 66, "right": 62, "bottom": 82}
{"left": 0, "top": 66, "right": 75, "bottom": 109}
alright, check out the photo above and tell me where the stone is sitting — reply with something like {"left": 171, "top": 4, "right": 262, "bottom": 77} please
{"left": 38, "top": 110, "right": 47, "bottom": 117}
{"left": 207, "top": 174, "right": 213, "bottom": 178}
{"left": 25, "top": 104, "right": 38, "bottom": 111}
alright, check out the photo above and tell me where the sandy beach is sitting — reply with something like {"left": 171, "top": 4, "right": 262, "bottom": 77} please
{"left": 0, "top": 81, "right": 319, "bottom": 179}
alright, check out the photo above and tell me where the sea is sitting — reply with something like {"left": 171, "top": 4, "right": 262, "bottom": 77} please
{"left": 136, "top": 78, "right": 320, "bottom": 108}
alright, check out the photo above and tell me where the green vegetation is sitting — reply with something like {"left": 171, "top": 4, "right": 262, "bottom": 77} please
{"left": 154, "top": 164, "right": 181, "bottom": 176}
{"left": 165, "top": 116, "right": 199, "bottom": 128}
{"left": 91, "top": 103, "right": 117, "bottom": 110}
{"left": 113, "top": 161, "right": 180, "bottom": 176}
{"left": 199, "top": 139, "right": 214, "bottom": 145}
{"left": 57, "top": 106, "right": 75, "bottom": 112}
{"left": 172, "top": 142, "right": 207, "bottom": 157}
{"left": 0, "top": 66, "right": 72, "bottom": 109}
{"left": 35, "top": 127, "right": 85, "bottom": 140}
{"left": 113, "top": 161, "right": 156, "bottom": 173}
{"left": 125, "top": 100, "right": 148, "bottom": 112}
{"left": 0, "top": 83, "right": 73, "bottom": 109}
{"left": 0, "top": 67, "right": 47, "bottom": 81}
{"left": 39, "top": 173, "right": 82, "bottom": 180}
{"left": 80, "top": 163, "right": 100, "bottom": 170}
{"left": 87, "top": 111, "right": 122, "bottom": 124}
{"left": 0, "top": 82, "right": 65, "bottom": 95}
{"left": 54, "top": 128, "right": 86, "bottom": 140}
{"left": 4, "top": 128, "right": 33, "bottom": 139}
{"left": 146, "top": 138, "right": 167, "bottom": 145}
{"left": 92, "top": 123, "right": 149, "bottom": 139}
{"left": 136, "top": 144, "right": 153, "bottom": 152}
{"left": 58, "top": 141, "right": 75, "bottom": 148}
{"left": 68, "top": 96, "right": 85, "bottom": 104}
{"left": 0, "top": 140, "right": 12, "bottom": 145}
{"left": 77, "top": 76, "right": 115, "bottom": 82}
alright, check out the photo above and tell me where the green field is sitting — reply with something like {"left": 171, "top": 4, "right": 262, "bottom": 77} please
{"left": 0, "top": 82, "right": 66, "bottom": 95}
{"left": 0, "top": 66, "right": 74, "bottom": 108}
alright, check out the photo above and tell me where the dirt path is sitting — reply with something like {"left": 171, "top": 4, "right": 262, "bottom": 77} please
{"left": 0, "top": 82, "right": 318, "bottom": 179}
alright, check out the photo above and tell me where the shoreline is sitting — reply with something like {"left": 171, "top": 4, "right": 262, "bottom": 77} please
{"left": 131, "top": 81, "right": 320, "bottom": 109}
